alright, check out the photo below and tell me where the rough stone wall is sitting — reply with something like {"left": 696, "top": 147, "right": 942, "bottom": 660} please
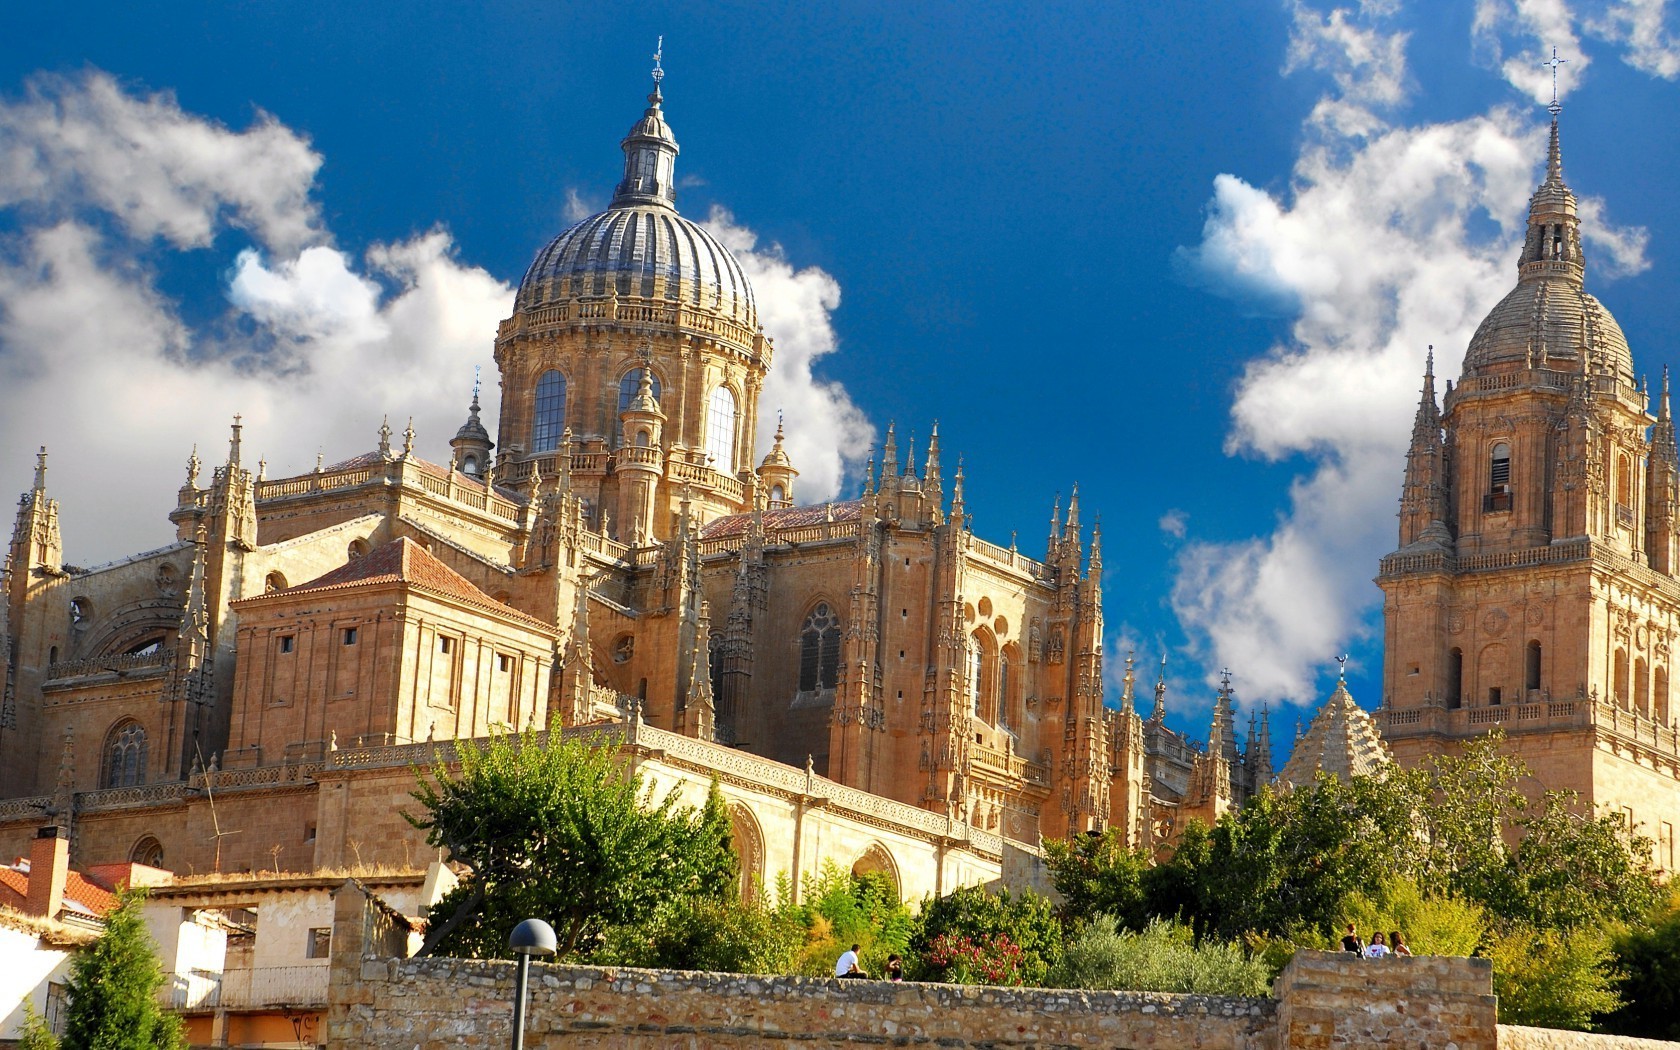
{"left": 1500, "top": 1027, "right": 1680, "bottom": 1049}
{"left": 332, "top": 886, "right": 1629, "bottom": 1050}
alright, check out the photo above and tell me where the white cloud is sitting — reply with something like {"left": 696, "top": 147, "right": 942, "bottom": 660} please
{"left": 0, "top": 71, "right": 513, "bottom": 561}
{"left": 1591, "top": 0, "right": 1680, "bottom": 78}
{"left": 1159, "top": 510, "right": 1189, "bottom": 539}
{"left": 0, "top": 71, "right": 324, "bottom": 254}
{"left": 1171, "top": 3, "right": 1650, "bottom": 704}
{"left": 703, "top": 207, "right": 875, "bottom": 502}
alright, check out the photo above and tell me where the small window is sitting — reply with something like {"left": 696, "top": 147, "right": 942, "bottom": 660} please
{"left": 498, "top": 654, "right": 513, "bottom": 673}
{"left": 342, "top": 627, "right": 358, "bottom": 646}
{"left": 304, "top": 822, "right": 316, "bottom": 844}
{"left": 278, "top": 635, "right": 295, "bottom": 654}
{"left": 45, "top": 982, "right": 68, "bottom": 1036}
{"left": 1489, "top": 686, "right": 1502, "bottom": 706}
{"left": 1490, "top": 443, "right": 1511, "bottom": 492}
{"left": 439, "top": 636, "right": 454, "bottom": 655}
{"left": 307, "top": 928, "right": 332, "bottom": 959}
{"left": 265, "top": 571, "right": 287, "bottom": 592}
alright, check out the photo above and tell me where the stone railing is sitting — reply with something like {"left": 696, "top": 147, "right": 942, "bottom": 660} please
{"left": 505, "top": 296, "right": 760, "bottom": 351}
{"left": 967, "top": 536, "right": 1051, "bottom": 579}
{"left": 1380, "top": 537, "right": 1596, "bottom": 578}
{"left": 1383, "top": 696, "right": 1680, "bottom": 757}
{"left": 45, "top": 648, "right": 174, "bottom": 682}
{"left": 255, "top": 460, "right": 521, "bottom": 524}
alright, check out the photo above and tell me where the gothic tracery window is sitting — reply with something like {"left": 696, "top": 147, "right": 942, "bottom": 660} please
{"left": 532, "top": 370, "right": 566, "bottom": 453}
{"left": 103, "top": 721, "right": 147, "bottom": 789}
{"left": 706, "top": 386, "right": 737, "bottom": 471}
{"left": 799, "top": 603, "right": 841, "bottom": 692}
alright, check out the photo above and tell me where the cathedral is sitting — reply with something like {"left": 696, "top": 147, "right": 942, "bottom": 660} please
{"left": 0, "top": 69, "right": 1265, "bottom": 887}
{"left": 1379, "top": 106, "right": 1680, "bottom": 868}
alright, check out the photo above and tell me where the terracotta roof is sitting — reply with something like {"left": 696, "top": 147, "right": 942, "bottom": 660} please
{"left": 245, "top": 537, "right": 553, "bottom": 631}
{"left": 700, "top": 500, "right": 864, "bottom": 541}
{"left": 1277, "top": 680, "right": 1395, "bottom": 788}
{"left": 0, "top": 860, "right": 121, "bottom": 921}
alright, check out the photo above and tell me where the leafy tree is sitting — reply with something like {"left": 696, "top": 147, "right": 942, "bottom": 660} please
{"left": 908, "top": 885, "right": 1062, "bottom": 985}
{"left": 1042, "top": 830, "right": 1153, "bottom": 929}
{"left": 780, "top": 864, "right": 912, "bottom": 977}
{"left": 1506, "top": 794, "right": 1659, "bottom": 931}
{"left": 596, "top": 892, "right": 805, "bottom": 974}
{"left": 1604, "top": 891, "right": 1680, "bottom": 1039}
{"left": 408, "top": 729, "right": 736, "bottom": 959}
{"left": 59, "top": 890, "right": 184, "bottom": 1050}
{"left": 16, "top": 1002, "right": 59, "bottom": 1050}
{"left": 1488, "top": 922, "right": 1623, "bottom": 1030}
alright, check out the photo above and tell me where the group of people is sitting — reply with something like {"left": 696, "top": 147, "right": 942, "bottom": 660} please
{"left": 835, "top": 944, "right": 904, "bottom": 981}
{"left": 1342, "top": 924, "right": 1411, "bottom": 958}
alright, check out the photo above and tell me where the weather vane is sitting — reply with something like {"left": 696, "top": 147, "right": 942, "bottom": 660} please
{"left": 472, "top": 364, "right": 481, "bottom": 402}
{"left": 1542, "top": 46, "right": 1568, "bottom": 116}
{"left": 1335, "top": 653, "right": 1349, "bottom": 680}
{"left": 652, "top": 36, "right": 664, "bottom": 86}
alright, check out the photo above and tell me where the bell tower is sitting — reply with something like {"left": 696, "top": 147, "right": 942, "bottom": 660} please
{"left": 1379, "top": 108, "right": 1680, "bottom": 838}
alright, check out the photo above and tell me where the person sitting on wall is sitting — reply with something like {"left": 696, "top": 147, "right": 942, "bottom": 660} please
{"left": 1364, "top": 931, "right": 1391, "bottom": 959}
{"left": 1341, "top": 923, "right": 1362, "bottom": 954}
{"left": 885, "top": 954, "right": 904, "bottom": 981}
{"left": 835, "top": 944, "right": 868, "bottom": 979}
{"left": 1389, "top": 930, "right": 1412, "bottom": 957}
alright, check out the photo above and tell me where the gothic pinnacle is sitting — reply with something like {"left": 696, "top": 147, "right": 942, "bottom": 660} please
{"left": 228, "top": 415, "right": 243, "bottom": 467}
{"left": 31, "top": 447, "right": 46, "bottom": 492}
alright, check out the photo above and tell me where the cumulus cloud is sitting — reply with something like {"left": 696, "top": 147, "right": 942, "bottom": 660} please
{"left": 0, "top": 70, "right": 513, "bottom": 560}
{"left": 1591, "top": 0, "right": 1680, "bottom": 78}
{"left": 1170, "top": 3, "right": 1651, "bottom": 704}
{"left": 704, "top": 207, "right": 875, "bottom": 502}
{"left": 1476, "top": 0, "right": 1680, "bottom": 95}
{"left": 1159, "top": 510, "right": 1189, "bottom": 539}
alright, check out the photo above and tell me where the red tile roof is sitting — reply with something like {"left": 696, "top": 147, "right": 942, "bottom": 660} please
{"left": 700, "top": 500, "right": 864, "bottom": 541}
{"left": 246, "top": 537, "right": 552, "bottom": 631}
{"left": 0, "top": 860, "right": 121, "bottom": 920}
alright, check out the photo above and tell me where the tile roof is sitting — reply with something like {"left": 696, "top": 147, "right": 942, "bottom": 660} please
{"left": 1277, "top": 680, "right": 1395, "bottom": 788}
{"left": 699, "top": 500, "right": 864, "bottom": 541}
{"left": 248, "top": 537, "right": 553, "bottom": 631}
{"left": 0, "top": 860, "right": 121, "bottom": 920}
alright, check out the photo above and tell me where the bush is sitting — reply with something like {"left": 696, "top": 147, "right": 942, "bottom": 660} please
{"left": 1488, "top": 922, "right": 1622, "bottom": 1030}
{"left": 1339, "top": 877, "right": 1486, "bottom": 957}
{"left": 595, "top": 892, "right": 804, "bottom": 974}
{"left": 1602, "top": 891, "right": 1680, "bottom": 1039}
{"left": 909, "top": 885, "right": 1062, "bottom": 985}
{"left": 1046, "top": 916, "right": 1269, "bottom": 996}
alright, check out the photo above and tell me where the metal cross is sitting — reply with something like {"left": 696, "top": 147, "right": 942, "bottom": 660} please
{"left": 652, "top": 36, "right": 665, "bottom": 85}
{"left": 1542, "top": 46, "right": 1568, "bottom": 115}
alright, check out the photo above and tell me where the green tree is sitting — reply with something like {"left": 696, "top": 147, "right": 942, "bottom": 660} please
{"left": 780, "top": 864, "right": 913, "bottom": 976}
{"left": 1041, "top": 829, "right": 1153, "bottom": 929}
{"left": 16, "top": 1002, "right": 59, "bottom": 1050}
{"left": 909, "top": 884, "right": 1062, "bottom": 985}
{"left": 408, "top": 729, "right": 736, "bottom": 959}
{"left": 1046, "top": 916, "right": 1269, "bottom": 996}
{"left": 1604, "top": 891, "right": 1680, "bottom": 1039}
{"left": 59, "top": 890, "right": 184, "bottom": 1050}
{"left": 1339, "top": 876, "right": 1486, "bottom": 957}
{"left": 1488, "top": 922, "right": 1623, "bottom": 1030}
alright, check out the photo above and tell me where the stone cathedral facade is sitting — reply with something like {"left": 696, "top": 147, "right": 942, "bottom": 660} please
{"left": 1379, "top": 113, "right": 1680, "bottom": 868}
{"left": 0, "top": 74, "right": 1266, "bottom": 888}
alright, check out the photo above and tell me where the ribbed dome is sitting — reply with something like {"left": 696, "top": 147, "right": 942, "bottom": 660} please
{"left": 515, "top": 206, "right": 757, "bottom": 327}
{"left": 1463, "top": 279, "right": 1633, "bottom": 385}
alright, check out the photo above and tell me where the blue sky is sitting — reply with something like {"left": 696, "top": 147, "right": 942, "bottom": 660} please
{"left": 3, "top": 1, "right": 1679, "bottom": 744}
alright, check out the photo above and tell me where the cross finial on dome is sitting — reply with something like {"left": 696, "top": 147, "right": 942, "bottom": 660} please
{"left": 652, "top": 35, "right": 664, "bottom": 88}
{"left": 1542, "top": 46, "right": 1568, "bottom": 117}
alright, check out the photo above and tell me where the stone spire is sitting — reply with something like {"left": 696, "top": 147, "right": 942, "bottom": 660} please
{"left": 611, "top": 43, "right": 681, "bottom": 210}
{"left": 1046, "top": 493, "right": 1061, "bottom": 563}
{"left": 1398, "top": 348, "right": 1452, "bottom": 549}
{"left": 11, "top": 447, "right": 62, "bottom": 578}
{"left": 1518, "top": 113, "right": 1582, "bottom": 285}
{"left": 1277, "top": 669, "right": 1395, "bottom": 788}
{"left": 1152, "top": 654, "right": 1168, "bottom": 723}
{"left": 1649, "top": 364, "right": 1680, "bottom": 573}
{"left": 1252, "top": 704, "right": 1274, "bottom": 783}
{"left": 31, "top": 447, "right": 47, "bottom": 492}
{"left": 1119, "top": 651, "right": 1137, "bottom": 716}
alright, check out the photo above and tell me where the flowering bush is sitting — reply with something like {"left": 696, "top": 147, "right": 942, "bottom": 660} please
{"left": 921, "top": 932, "right": 1031, "bottom": 986}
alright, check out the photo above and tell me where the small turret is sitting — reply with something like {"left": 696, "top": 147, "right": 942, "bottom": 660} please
{"left": 758, "top": 412, "right": 797, "bottom": 510}
{"left": 451, "top": 377, "right": 494, "bottom": 477}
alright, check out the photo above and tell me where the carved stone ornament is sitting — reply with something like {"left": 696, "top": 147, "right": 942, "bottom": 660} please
{"left": 1481, "top": 608, "right": 1509, "bottom": 637}
{"left": 1448, "top": 614, "right": 1465, "bottom": 635}
{"left": 1525, "top": 603, "right": 1544, "bottom": 627}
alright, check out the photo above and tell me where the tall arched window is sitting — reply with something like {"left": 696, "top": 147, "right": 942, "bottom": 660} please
{"left": 1525, "top": 640, "right": 1542, "bottom": 694}
{"left": 1447, "top": 647, "right": 1463, "bottom": 708}
{"left": 967, "top": 645, "right": 983, "bottom": 715}
{"left": 615, "top": 369, "right": 662, "bottom": 444}
{"left": 103, "top": 721, "right": 147, "bottom": 789}
{"left": 798, "top": 603, "right": 841, "bottom": 691}
{"left": 1618, "top": 452, "right": 1633, "bottom": 509}
{"left": 532, "top": 370, "right": 566, "bottom": 453}
{"left": 706, "top": 386, "right": 737, "bottom": 470}
{"left": 998, "top": 653, "right": 1012, "bottom": 728}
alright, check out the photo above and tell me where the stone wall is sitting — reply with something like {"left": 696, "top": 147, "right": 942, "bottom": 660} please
{"left": 1501, "top": 1028, "right": 1680, "bottom": 1049}
{"left": 325, "top": 885, "right": 1680, "bottom": 1050}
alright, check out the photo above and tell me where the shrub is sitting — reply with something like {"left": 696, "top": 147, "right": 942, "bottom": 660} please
{"left": 781, "top": 865, "right": 912, "bottom": 977}
{"left": 1487, "top": 922, "right": 1622, "bottom": 1030}
{"left": 1604, "top": 891, "right": 1680, "bottom": 1039}
{"left": 909, "top": 885, "right": 1062, "bottom": 985}
{"left": 921, "top": 933, "right": 1031, "bottom": 985}
{"left": 1046, "top": 916, "right": 1269, "bottom": 996}
{"left": 1339, "top": 877, "right": 1486, "bottom": 957}
{"left": 595, "top": 892, "right": 804, "bottom": 974}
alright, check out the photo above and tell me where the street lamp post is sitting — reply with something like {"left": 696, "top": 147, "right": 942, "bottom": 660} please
{"left": 508, "top": 918, "right": 557, "bottom": 1050}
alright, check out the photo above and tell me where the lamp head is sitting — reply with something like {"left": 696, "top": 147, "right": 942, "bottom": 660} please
{"left": 508, "top": 918, "right": 557, "bottom": 958}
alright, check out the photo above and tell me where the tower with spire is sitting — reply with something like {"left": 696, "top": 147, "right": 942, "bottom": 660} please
{"left": 1379, "top": 92, "right": 1680, "bottom": 844}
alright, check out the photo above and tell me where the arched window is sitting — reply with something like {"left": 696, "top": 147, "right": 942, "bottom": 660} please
{"left": 1636, "top": 657, "right": 1651, "bottom": 718}
{"left": 771, "top": 484, "right": 785, "bottom": 503}
{"left": 1657, "top": 667, "right": 1671, "bottom": 726}
{"left": 532, "top": 370, "right": 566, "bottom": 453}
{"left": 103, "top": 721, "right": 147, "bottom": 789}
{"left": 968, "top": 644, "right": 984, "bottom": 715}
{"left": 1490, "top": 443, "right": 1511, "bottom": 493}
{"left": 460, "top": 453, "right": 480, "bottom": 476}
{"left": 706, "top": 386, "right": 737, "bottom": 470}
{"left": 615, "top": 369, "right": 662, "bottom": 444}
{"left": 1525, "top": 640, "right": 1542, "bottom": 694}
{"left": 998, "top": 653, "right": 1012, "bottom": 728}
{"left": 130, "top": 836, "right": 164, "bottom": 867}
{"left": 798, "top": 603, "right": 841, "bottom": 692}
{"left": 1618, "top": 453, "right": 1633, "bottom": 509}
{"left": 265, "top": 571, "right": 287, "bottom": 593}
{"left": 1616, "top": 648, "right": 1631, "bottom": 709}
